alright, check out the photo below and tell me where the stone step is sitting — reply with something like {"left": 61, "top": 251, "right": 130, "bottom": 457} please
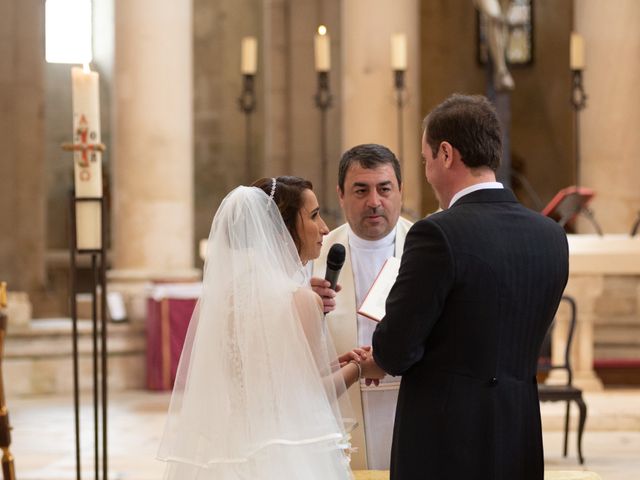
{"left": 4, "top": 318, "right": 146, "bottom": 396}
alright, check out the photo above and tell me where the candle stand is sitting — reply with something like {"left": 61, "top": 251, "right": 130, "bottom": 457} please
{"left": 62, "top": 142, "right": 109, "bottom": 480}
{"left": 393, "top": 70, "right": 419, "bottom": 220}
{"left": 238, "top": 74, "right": 257, "bottom": 182}
{"left": 314, "top": 71, "right": 333, "bottom": 218}
{"left": 571, "top": 69, "right": 588, "bottom": 186}
{"left": 568, "top": 70, "right": 601, "bottom": 235}
{"left": 393, "top": 70, "right": 406, "bottom": 170}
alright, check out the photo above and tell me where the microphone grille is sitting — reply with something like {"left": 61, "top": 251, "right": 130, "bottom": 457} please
{"left": 326, "top": 243, "right": 346, "bottom": 270}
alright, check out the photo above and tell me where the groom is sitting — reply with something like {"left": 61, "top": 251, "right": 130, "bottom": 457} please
{"left": 372, "top": 94, "right": 569, "bottom": 479}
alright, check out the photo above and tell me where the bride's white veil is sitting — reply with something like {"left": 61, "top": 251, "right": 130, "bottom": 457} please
{"left": 158, "top": 186, "right": 355, "bottom": 479}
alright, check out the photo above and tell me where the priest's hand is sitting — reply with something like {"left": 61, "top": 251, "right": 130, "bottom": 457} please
{"left": 310, "top": 277, "right": 342, "bottom": 314}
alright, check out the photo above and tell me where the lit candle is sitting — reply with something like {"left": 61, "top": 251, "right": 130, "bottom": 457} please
{"left": 314, "top": 25, "right": 331, "bottom": 72}
{"left": 71, "top": 64, "right": 102, "bottom": 250}
{"left": 570, "top": 33, "right": 585, "bottom": 70}
{"left": 391, "top": 33, "right": 407, "bottom": 71}
{"left": 241, "top": 36, "right": 257, "bottom": 75}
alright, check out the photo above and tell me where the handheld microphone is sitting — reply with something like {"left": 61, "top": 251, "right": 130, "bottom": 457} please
{"left": 324, "top": 243, "right": 346, "bottom": 291}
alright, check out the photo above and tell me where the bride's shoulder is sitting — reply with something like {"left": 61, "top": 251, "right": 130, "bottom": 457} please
{"left": 293, "top": 286, "right": 323, "bottom": 311}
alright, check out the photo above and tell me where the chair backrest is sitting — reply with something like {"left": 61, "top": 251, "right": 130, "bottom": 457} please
{"left": 538, "top": 295, "right": 577, "bottom": 385}
{"left": 0, "top": 280, "right": 15, "bottom": 473}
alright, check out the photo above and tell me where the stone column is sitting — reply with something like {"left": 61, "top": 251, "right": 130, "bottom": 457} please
{"left": 110, "top": 0, "right": 197, "bottom": 321}
{"left": 0, "top": 0, "right": 45, "bottom": 320}
{"left": 575, "top": 0, "right": 640, "bottom": 233}
{"left": 341, "top": 0, "right": 422, "bottom": 217}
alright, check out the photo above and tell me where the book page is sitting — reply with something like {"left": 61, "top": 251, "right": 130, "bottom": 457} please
{"left": 357, "top": 257, "right": 401, "bottom": 322}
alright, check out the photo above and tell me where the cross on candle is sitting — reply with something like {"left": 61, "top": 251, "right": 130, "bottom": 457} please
{"left": 62, "top": 114, "right": 106, "bottom": 168}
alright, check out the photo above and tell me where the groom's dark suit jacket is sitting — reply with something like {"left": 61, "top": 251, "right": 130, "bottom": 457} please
{"left": 373, "top": 189, "right": 569, "bottom": 480}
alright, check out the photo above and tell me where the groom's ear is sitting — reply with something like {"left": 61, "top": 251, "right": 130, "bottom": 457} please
{"left": 441, "top": 142, "right": 454, "bottom": 168}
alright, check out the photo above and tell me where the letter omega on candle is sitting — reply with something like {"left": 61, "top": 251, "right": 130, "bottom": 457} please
{"left": 71, "top": 65, "right": 102, "bottom": 250}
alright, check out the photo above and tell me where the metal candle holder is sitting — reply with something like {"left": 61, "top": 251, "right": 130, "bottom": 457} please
{"left": 62, "top": 142, "right": 109, "bottom": 480}
{"left": 314, "top": 71, "right": 333, "bottom": 216}
{"left": 571, "top": 69, "right": 588, "bottom": 186}
{"left": 393, "top": 69, "right": 420, "bottom": 220}
{"left": 394, "top": 70, "right": 406, "bottom": 169}
{"left": 238, "top": 74, "right": 257, "bottom": 182}
{"left": 568, "top": 71, "right": 601, "bottom": 234}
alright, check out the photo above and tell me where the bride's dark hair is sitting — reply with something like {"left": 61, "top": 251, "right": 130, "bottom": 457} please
{"left": 252, "top": 176, "right": 313, "bottom": 253}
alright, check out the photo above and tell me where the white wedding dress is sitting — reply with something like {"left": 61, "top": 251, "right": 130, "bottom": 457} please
{"left": 158, "top": 186, "right": 355, "bottom": 479}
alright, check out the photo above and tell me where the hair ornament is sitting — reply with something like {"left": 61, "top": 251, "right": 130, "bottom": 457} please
{"left": 269, "top": 177, "right": 277, "bottom": 201}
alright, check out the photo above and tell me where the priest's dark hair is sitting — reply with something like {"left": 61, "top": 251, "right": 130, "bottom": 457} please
{"left": 338, "top": 144, "right": 402, "bottom": 193}
{"left": 252, "top": 176, "right": 313, "bottom": 254}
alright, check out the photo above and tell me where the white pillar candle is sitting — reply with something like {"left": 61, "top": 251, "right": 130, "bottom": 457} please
{"left": 391, "top": 33, "right": 407, "bottom": 71}
{"left": 314, "top": 25, "right": 331, "bottom": 72}
{"left": 241, "top": 36, "right": 257, "bottom": 75}
{"left": 570, "top": 32, "right": 586, "bottom": 70}
{"left": 71, "top": 64, "right": 102, "bottom": 250}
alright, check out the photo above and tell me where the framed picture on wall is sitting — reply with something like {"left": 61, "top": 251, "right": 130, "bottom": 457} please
{"left": 477, "top": 0, "right": 534, "bottom": 66}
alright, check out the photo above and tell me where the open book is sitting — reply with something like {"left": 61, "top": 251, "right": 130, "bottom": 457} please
{"left": 357, "top": 256, "right": 401, "bottom": 322}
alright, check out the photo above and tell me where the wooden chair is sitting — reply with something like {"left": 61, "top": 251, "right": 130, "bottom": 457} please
{"left": 0, "top": 282, "right": 16, "bottom": 480}
{"left": 538, "top": 295, "right": 587, "bottom": 464}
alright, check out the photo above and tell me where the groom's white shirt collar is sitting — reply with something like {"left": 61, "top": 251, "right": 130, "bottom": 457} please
{"left": 449, "top": 182, "right": 503, "bottom": 208}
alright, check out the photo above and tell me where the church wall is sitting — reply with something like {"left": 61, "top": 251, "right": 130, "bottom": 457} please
{"left": 192, "top": 0, "right": 344, "bottom": 252}
{"left": 9, "top": 0, "right": 637, "bottom": 319}
{"left": 420, "top": 0, "right": 574, "bottom": 214}
{"left": 341, "top": 0, "right": 422, "bottom": 219}
{"left": 192, "top": 0, "right": 262, "bottom": 259}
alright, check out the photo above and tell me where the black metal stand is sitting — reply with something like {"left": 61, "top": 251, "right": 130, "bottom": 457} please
{"left": 568, "top": 69, "right": 601, "bottom": 234}
{"left": 238, "top": 74, "right": 257, "bottom": 183}
{"left": 68, "top": 194, "right": 108, "bottom": 480}
{"left": 393, "top": 70, "right": 420, "bottom": 220}
{"left": 631, "top": 211, "right": 640, "bottom": 237}
{"left": 571, "top": 69, "right": 588, "bottom": 187}
{"left": 393, "top": 70, "right": 406, "bottom": 170}
{"left": 486, "top": 62, "right": 512, "bottom": 189}
{"left": 314, "top": 71, "right": 333, "bottom": 217}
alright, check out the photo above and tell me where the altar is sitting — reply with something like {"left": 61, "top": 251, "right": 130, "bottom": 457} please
{"left": 146, "top": 283, "right": 202, "bottom": 390}
{"left": 550, "top": 234, "right": 640, "bottom": 390}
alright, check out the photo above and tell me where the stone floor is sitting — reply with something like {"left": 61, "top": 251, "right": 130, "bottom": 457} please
{"left": 6, "top": 389, "right": 640, "bottom": 480}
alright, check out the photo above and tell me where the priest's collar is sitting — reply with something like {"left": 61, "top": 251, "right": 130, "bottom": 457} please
{"left": 347, "top": 223, "right": 397, "bottom": 250}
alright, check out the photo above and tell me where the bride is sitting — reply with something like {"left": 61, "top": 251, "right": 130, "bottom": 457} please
{"left": 158, "top": 176, "right": 382, "bottom": 479}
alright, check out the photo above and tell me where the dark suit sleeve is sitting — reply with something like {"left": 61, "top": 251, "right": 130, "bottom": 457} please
{"left": 372, "top": 218, "right": 454, "bottom": 376}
